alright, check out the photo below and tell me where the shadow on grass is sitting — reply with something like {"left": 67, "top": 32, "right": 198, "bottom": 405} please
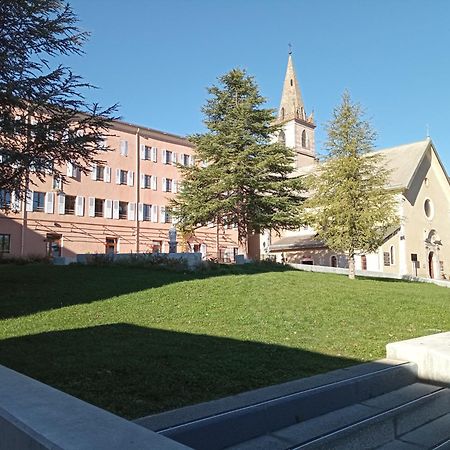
{"left": 0, "top": 262, "right": 296, "bottom": 320}
{"left": 0, "top": 323, "right": 358, "bottom": 419}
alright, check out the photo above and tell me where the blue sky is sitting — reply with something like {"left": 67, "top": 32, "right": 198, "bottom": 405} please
{"left": 68, "top": 0, "right": 450, "bottom": 167}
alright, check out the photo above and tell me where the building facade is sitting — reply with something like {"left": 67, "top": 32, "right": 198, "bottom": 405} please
{"left": 0, "top": 120, "right": 239, "bottom": 262}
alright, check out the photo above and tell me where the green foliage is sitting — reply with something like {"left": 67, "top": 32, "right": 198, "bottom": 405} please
{"left": 0, "top": 0, "right": 117, "bottom": 197}
{"left": 305, "top": 92, "right": 398, "bottom": 277}
{"left": 171, "top": 69, "right": 304, "bottom": 250}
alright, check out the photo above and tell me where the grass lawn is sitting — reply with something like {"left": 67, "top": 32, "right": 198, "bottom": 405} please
{"left": 1, "top": 263, "right": 449, "bottom": 419}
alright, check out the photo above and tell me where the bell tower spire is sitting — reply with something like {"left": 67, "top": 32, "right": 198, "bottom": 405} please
{"left": 276, "top": 50, "right": 316, "bottom": 168}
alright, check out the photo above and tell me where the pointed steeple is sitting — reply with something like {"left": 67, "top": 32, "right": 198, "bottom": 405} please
{"left": 277, "top": 53, "right": 311, "bottom": 124}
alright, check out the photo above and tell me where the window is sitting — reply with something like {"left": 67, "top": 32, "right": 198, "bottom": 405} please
{"left": 142, "top": 145, "right": 152, "bottom": 160}
{"left": 163, "top": 178, "right": 173, "bottom": 192}
{"left": 390, "top": 245, "right": 395, "bottom": 265}
{"left": 361, "top": 255, "right": 367, "bottom": 271}
{"left": 52, "top": 176, "right": 62, "bottom": 190}
{"left": 383, "top": 252, "right": 390, "bottom": 266}
{"left": 290, "top": 79, "right": 293, "bottom": 86}
{"left": 143, "top": 204, "right": 152, "bottom": 221}
{"left": 163, "top": 150, "right": 172, "bottom": 164}
{"left": 152, "top": 240, "right": 162, "bottom": 253}
{"left": 281, "top": 107, "right": 285, "bottom": 120}
{"left": 183, "top": 154, "right": 190, "bottom": 166}
{"left": 46, "top": 233, "right": 61, "bottom": 258}
{"left": 106, "top": 237, "right": 117, "bottom": 255}
{"left": 33, "top": 192, "right": 45, "bottom": 212}
{"left": 330, "top": 255, "right": 337, "bottom": 268}
{"left": 143, "top": 174, "right": 152, "bottom": 189}
{"left": 120, "top": 170, "right": 128, "bottom": 185}
{"left": 95, "top": 198, "right": 104, "bottom": 217}
{"left": 424, "top": 199, "right": 434, "bottom": 219}
{"left": 0, "top": 190, "right": 11, "bottom": 209}
{"left": 120, "top": 140, "right": 128, "bottom": 156}
{"left": 118, "top": 201, "right": 127, "bottom": 219}
{"left": 96, "top": 165, "right": 105, "bottom": 181}
{"left": 0, "top": 234, "right": 10, "bottom": 253}
{"left": 65, "top": 195, "right": 76, "bottom": 215}
{"left": 301, "top": 130, "right": 307, "bottom": 148}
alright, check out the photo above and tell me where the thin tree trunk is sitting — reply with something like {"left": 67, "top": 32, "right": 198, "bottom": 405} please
{"left": 348, "top": 254, "right": 356, "bottom": 279}
{"left": 216, "top": 216, "right": 220, "bottom": 262}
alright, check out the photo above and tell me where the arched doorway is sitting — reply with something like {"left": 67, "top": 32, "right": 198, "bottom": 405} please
{"left": 428, "top": 252, "right": 434, "bottom": 279}
{"left": 330, "top": 255, "right": 337, "bottom": 268}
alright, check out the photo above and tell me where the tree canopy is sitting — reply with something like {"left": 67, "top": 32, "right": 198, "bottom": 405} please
{"left": 0, "top": 0, "right": 117, "bottom": 198}
{"left": 171, "top": 68, "right": 304, "bottom": 257}
{"left": 305, "top": 92, "right": 398, "bottom": 278}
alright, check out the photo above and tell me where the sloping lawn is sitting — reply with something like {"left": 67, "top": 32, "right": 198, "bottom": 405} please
{"left": 1, "top": 263, "right": 449, "bottom": 419}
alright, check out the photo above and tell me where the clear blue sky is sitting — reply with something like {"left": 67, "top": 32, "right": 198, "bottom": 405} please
{"left": 68, "top": 0, "right": 450, "bottom": 168}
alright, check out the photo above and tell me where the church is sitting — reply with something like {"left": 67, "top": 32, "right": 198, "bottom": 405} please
{"left": 268, "top": 54, "right": 450, "bottom": 280}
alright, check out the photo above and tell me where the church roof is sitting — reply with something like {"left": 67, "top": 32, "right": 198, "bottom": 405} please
{"left": 371, "top": 139, "right": 431, "bottom": 190}
{"left": 269, "top": 234, "right": 326, "bottom": 252}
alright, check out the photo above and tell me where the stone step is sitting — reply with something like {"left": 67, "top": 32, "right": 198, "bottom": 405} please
{"left": 155, "top": 362, "right": 418, "bottom": 450}
{"left": 227, "top": 382, "right": 449, "bottom": 449}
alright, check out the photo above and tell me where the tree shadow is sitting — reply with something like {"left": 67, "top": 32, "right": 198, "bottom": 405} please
{"left": 0, "top": 262, "right": 296, "bottom": 320}
{"left": 0, "top": 323, "right": 358, "bottom": 419}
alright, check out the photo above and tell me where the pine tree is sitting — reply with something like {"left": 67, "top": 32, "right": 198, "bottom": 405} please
{"left": 305, "top": 92, "right": 398, "bottom": 279}
{"left": 171, "top": 69, "right": 304, "bottom": 258}
{"left": 0, "top": 0, "right": 117, "bottom": 198}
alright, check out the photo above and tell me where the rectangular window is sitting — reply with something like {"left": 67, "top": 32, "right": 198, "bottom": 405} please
{"left": 120, "top": 170, "right": 128, "bottom": 185}
{"left": 383, "top": 252, "right": 391, "bottom": 267}
{"left": 52, "top": 176, "right": 62, "bottom": 190}
{"left": 144, "top": 174, "right": 152, "bottom": 188}
{"left": 0, "top": 190, "right": 11, "bottom": 209}
{"left": 106, "top": 237, "right": 117, "bottom": 255}
{"left": 0, "top": 234, "right": 10, "bottom": 253}
{"left": 143, "top": 204, "right": 152, "bottom": 221}
{"left": 95, "top": 198, "right": 104, "bottom": 217}
{"left": 96, "top": 165, "right": 105, "bottom": 181}
{"left": 33, "top": 191, "right": 45, "bottom": 212}
{"left": 118, "top": 201, "right": 127, "bottom": 219}
{"left": 152, "top": 240, "right": 162, "bottom": 253}
{"left": 65, "top": 195, "right": 76, "bottom": 215}
{"left": 120, "top": 140, "right": 128, "bottom": 156}
{"left": 164, "top": 150, "right": 172, "bottom": 164}
{"left": 183, "top": 154, "right": 190, "bottom": 166}
{"left": 143, "top": 146, "right": 152, "bottom": 160}
{"left": 165, "top": 178, "right": 173, "bottom": 192}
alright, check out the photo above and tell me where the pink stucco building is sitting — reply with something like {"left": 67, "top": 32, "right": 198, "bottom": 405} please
{"left": 0, "top": 120, "right": 239, "bottom": 262}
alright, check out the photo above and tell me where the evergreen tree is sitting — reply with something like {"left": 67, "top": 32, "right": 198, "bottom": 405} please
{"left": 0, "top": 0, "right": 117, "bottom": 198}
{"left": 171, "top": 69, "right": 304, "bottom": 257}
{"left": 305, "top": 92, "right": 398, "bottom": 279}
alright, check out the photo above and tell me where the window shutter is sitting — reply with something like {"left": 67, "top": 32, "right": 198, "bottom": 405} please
{"left": 105, "top": 166, "right": 111, "bottom": 183}
{"left": 44, "top": 192, "right": 54, "bottom": 214}
{"left": 115, "top": 168, "right": 121, "bottom": 184}
{"left": 127, "top": 170, "right": 134, "bottom": 186}
{"left": 75, "top": 196, "right": 84, "bottom": 216}
{"left": 25, "top": 190, "right": 33, "bottom": 212}
{"left": 172, "top": 152, "right": 177, "bottom": 165}
{"left": 120, "top": 140, "right": 128, "bottom": 156}
{"left": 140, "top": 173, "right": 146, "bottom": 189}
{"left": 151, "top": 176, "right": 157, "bottom": 191}
{"left": 11, "top": 192, "right": 20, "bottom": 212}
{"left": 88, "top": 197, "right": 95, "bottom": 217}
{"left": 162, "top": 149, "right": 167, "bottom": 164}
{"left": 66, "top": 162, "right": 74, "bottom": 177}
{"left": 151, "top": 147, "right": 157, "bottom": 162}
{"left": 138, "top": 203, "right": 143, "bottom": 221}
{"left": 200, "top": 244, "right": 207, "bottom": 258}
{"left": 162, "top": 177, "right": 167, "bottom": 192}
{"left": 172, "top": 180, "right": 178, "bottom": 194}
{"left": 58, "top": 193, "right": 65, "bottom": 214}
{"left": 128, "top": 202, "right": 136, "bottom": 221}
{"left": 140, "top": 144, "right": 146, "bottom": 160}
{"left": 105, "top": 199, "right": 113, "bottom": 219}
{"left": 91, "top": 164, "right": 97, "bottom": 180}
{"left": 151, "top": 205, "right": 158, "bottom": 222}
{"left": 188, "top": 155, "right": 194, "bottom": 167}
{"left": 159, "top": 206, "right": 166, "bottom": 223}
{"left": 112, "top": 200, "right": 119, "bottom": 219}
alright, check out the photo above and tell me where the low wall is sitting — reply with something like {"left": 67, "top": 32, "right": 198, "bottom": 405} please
{"left": 0, "top": 365, "right": 189, "bottom": 450}
{"left": 74, "top": 252, "right": 202, "bottom": 269}
{"left": 288, "top": 263, "right": 450, "bottom": 288}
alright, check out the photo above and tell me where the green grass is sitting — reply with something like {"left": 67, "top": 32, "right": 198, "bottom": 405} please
{"left": 1, "top": 263, "right": 449, "bottom": 419}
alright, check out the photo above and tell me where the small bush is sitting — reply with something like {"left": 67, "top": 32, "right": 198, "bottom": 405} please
{"left": 0, "top": 254, "right": 51, "bottom": 265}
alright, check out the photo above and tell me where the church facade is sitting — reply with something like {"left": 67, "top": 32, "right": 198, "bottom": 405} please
{"left": 268, "top": 55, "right": 450, "bottom": 280}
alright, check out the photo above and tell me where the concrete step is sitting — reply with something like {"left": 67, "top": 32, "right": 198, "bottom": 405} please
{"left": 154, "top": 362, "right": 419, "bottom": 450}
{"left": 226, "top": 383, "right": 449, "bottom": 449}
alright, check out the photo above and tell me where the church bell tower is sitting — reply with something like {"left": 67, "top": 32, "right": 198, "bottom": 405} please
{"left": 276, "top": 51, "right": 316, "bottom": 168}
